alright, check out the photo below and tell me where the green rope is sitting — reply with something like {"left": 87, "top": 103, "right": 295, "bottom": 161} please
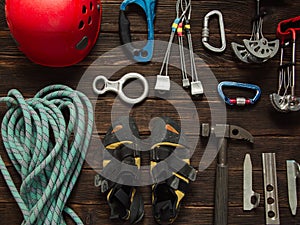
{"left": 0, "top": 85, "right": 94, "bottom": 225}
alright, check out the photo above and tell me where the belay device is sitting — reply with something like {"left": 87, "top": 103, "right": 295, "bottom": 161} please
{"left": 119, "top": 0, "right": 157, "bottom": 62}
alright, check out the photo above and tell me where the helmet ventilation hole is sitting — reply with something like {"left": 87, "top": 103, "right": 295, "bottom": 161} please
{"left": 82, "top": 5, "right": 87, "bottom": 14}
{"left": 78, "top": 21, "right": 84, "bottom": 29}
{"left": 88, "top": 16, "right": 92, "bottom": 25}
{"left": 90, "top": 2, "right": 93, "bottom": 10}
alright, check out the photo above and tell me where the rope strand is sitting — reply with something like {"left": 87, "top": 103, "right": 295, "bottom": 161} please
{"left": 0, "top": 85, "right": 94, "bottom": 225}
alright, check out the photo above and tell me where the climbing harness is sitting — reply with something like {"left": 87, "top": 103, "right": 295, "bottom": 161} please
{"left": 0, "top": 85, "right": 94, "bottom": 224}
{"left": 93, "top": 72, "right": 149, "bottom": 104}
{"left": 119, "top": 0, "right": 157, "bottom": 62}
{"left": 202, "top": 10, "right": 226, "bottom": 53}
{"left": 154, "top": 0, "right": 203, "bottom": 96}
{"left": 231, "top": 0, "right": 279, "bottom": 63}
{"left": 270, "top": 16, "right": 300, "bottom": 112}
{"left": 218, "top": 81, "right": 261, "bottom": 106}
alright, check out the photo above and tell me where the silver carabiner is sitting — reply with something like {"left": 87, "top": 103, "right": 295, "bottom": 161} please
{"left": 93, "top": 72, "right": 149, "bottom": 104}
{"left": 202, "top": 10, "right": 226, "bottom": 53}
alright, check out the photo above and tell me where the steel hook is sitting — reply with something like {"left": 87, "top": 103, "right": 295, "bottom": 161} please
{"left": 202, "top": 10, "right": 226, "bottom": 53}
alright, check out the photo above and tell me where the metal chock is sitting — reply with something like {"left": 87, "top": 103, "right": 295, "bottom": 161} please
{"left": 287, "top": 160, "right": 300, "bottom": 216}
{"left": 182, "top": 78, "right": 190, "bottom": 88}
{"left": 202, "top": 10, "right": 226, "bottom": 53}
{"left": 154, "top": 75, "right": 171, "bottom": 92}
{"left": 191, "top": 81, "right": 204, "bottom": 96}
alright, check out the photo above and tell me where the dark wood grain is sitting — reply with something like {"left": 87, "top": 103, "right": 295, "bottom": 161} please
{"left": 1, "top": 0, "right": 300, "bottom": 224}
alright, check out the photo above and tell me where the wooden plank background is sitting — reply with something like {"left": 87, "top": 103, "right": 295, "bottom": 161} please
{"left": 1, "top": 0, "right": 300, "bottom": 224}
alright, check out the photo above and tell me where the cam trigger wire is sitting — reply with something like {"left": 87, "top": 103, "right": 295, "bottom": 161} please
{"left": 0, "top": 85, "right": 94, "bottom": 225}
{"left": 155, "top": 0, "right": 203, "bottom": 95}
{"left": 178, "top": 21, "right": 189, "bottom": 87}
{"left": 158, "top": 0, "right": 191, "bottom": 77}
{"left": 181, "top": 0, "right": 203, "bottom": 95}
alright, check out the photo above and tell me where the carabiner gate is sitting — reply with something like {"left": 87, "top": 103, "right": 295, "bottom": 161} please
{"left": 119, "top": 0, "right": 156, "bottom": 62}
{"left": 202, "top": 10, "right": 226, "bottom": 53}
{"left": 218, "top": 81, "right": 261, "bottom": 106}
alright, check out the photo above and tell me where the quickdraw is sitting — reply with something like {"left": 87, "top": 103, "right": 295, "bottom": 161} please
{"left": 270, "top": 16, "right": 300, "bottom": 112}
{"left": 202, "top": 10, "right": 226, "bottom": 53}
{"left": 119, "top": 0, "right": 156, "bottom": 62}
{"left": 218, "top": 81, "right": 261, "bottom": 106}
{"left": 231, "top": 0, "right": 279, "bottom": 63}
{"left": 154, "top": 0, "right": 203, "bottom": 96}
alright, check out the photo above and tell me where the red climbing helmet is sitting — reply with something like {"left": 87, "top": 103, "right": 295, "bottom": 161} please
{"left": 5, "top": 0, "right": 102, "bottom": 67}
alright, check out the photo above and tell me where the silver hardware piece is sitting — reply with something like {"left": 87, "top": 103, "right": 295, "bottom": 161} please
{"left": 270, "top": 93, "right": 290, "bottom": 113}
{"left": 231, "top": 0, "right": 279, "bottom": 63}
{"left": 231, "top": 42, "right": 267, "bottom": 64}
{"left": 287, "top": 160, "right": 300, "bottom": 216}
{"left": 270, "top": 41, "right": 300, "bottom": 112}
{"left": 243, "top": 154, "right": 260, "bottom": 211}
{"left": 93, "top": 72, "right": 149, "bottom": 105}
{"left": 236, "top": 97, "right": 246, "bottom": 106}
{"left": 154, "top": 75, "right": 171, "bottom": 92}
{"left": 182, "top": 78, "right": 190, "bottom": 88}
{"left": 262, "top": 153, "right": 280, "bottom": 225}
{"left": 243, "top": 38, "right": 279, "bottom": 60}
{"left": 202, "top": 10, "right": 226, "bottom": 53}
{"left": 178, "top": 24, "right": 190, "bottom": 88}
{"left": 191, "top": 81, "right": 204, "bottom": 95}
{"left": 94, "top": 174, "right": 102, "bottom": 187}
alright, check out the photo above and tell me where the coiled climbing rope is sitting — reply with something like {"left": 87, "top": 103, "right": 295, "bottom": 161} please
{"left": 0, "top": 85, "right": 94, "bottom": 225}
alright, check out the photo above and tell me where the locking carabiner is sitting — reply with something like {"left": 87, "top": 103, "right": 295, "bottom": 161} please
{"left": 218, "top": 81, "right": 261, "bottom": 106}
{"left": 119, "top": 0, "right": 156, "bottom": 62}
{"left": 202, "top": 10, "right": 226, "bottom": 53}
